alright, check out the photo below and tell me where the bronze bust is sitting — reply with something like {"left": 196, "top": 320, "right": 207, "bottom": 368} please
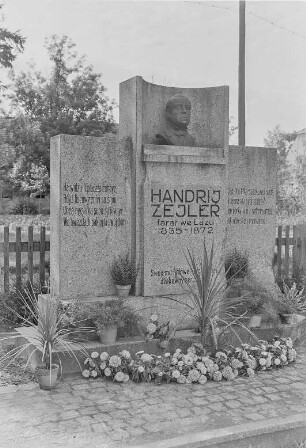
{"left": 152, "top": 94, "right": 196, "bottom": 146}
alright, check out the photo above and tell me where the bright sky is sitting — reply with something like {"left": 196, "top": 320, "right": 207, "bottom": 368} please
{"left": 2, "top": 0, "right": 306, "bottom": 146}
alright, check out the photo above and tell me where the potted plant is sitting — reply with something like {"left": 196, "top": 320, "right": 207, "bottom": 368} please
{"left": 93, "top": 299, "right": 140, "bottom": 344}
{"left": 279, "top": 282, "right": 306, "bottom": 325}
{"left": 110, "top": 253, "right": 139, "bottom": 297}
{"left": 0, "top": 285, "right": 89, "bottom": 390}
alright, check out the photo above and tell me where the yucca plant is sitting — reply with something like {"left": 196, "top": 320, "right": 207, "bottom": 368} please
{"left": 0, "top": 284, "right": 91, "bottom": 388}
{"left": 164, "top": 239, "right": 256, "bottom": 352}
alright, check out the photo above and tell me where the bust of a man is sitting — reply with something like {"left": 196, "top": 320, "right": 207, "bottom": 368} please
{"left": 152, "top": 94, "right": 196, "bottom": 146}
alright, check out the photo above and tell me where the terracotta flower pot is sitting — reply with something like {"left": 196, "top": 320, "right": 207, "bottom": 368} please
{"left": 99, "top": 326, "right": 118, "bottom": 344}
{"left": 116, "top": 285, "right": 131, "bottom": 298}
{"left": 35, "top": 364, "right": 59, "bottom": 390}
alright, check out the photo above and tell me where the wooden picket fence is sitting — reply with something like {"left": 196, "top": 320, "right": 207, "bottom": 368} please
{"left": 0, "top": 226, "right": 50, "bottom": 294}
{"left": 1, "top": 224, "right": 306, "bottom": 294}
{"left": 275, "top": 224, "right": 306, "bottom": 279}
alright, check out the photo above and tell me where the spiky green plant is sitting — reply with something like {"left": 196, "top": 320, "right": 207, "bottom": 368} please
{"left": 0, "top": 284, "right": 91, "bottom": 378}
{"left": 164, "top": 240, "right": 256, "bottom": 351}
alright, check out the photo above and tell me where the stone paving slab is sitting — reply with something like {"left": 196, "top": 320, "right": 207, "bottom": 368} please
{"left": 0, "top": 346, "right": 306, "bottom": 448}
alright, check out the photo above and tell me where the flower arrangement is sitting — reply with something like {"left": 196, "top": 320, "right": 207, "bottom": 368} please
{"left": 81, "top": 337, "right": 297, "bottom": 384}
{"left": 145, "top": 314, "right": 172, "bottom": 343}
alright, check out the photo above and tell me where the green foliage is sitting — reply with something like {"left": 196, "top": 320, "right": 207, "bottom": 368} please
{"left": 3, "top": 34, "right": 116, "bottom": 196}
{"left": 93, "top": 299, "right": 141, "bottom": 333}
{"left": 9, "top": 198, "right": 39, "bottom": 215}
{"left": 279, "top": 282, "right": 306, "bottom": 314}
{"left": 264, "top": 125, "right": 301, "bottom": 216}
{"left": 111, "top": 253, "right": 138, "bottom": 286}
{"left": 165, "top": 240, "right": 253, "bottom": 351}
{"left": 0, "top": 5, "right": 25, "bottom": 69}
{"left": 224, "top": 249, "right": 248, "bottom": 281}
{"left": 0, "top": 289, "right": 89, "bottom": 371}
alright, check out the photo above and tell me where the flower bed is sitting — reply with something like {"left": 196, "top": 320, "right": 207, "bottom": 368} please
{"left": 82, "top": 337, "right": 297, "bottom": 384}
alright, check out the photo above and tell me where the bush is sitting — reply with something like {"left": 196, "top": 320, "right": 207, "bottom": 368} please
{"left": 0, "top": 282, "right": 40, "bottom": 326}
{"left": 9, "top": 199, "right": 38, "bottom": 215}
{"left": 110, "top": 253, "right": 138, "bottom": 286}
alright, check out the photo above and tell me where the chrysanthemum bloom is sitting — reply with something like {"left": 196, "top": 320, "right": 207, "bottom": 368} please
{"left": 280, "top": 354, "right": 287, "bottom": 363}
{"left": 213, "top": 371, "right": 222, "bottom": 382}
{"left": 183, "top": 355, "right": 194, "bottom": 366}
{"left": 259, "top": 358, "right": 266, "bottom": 366}
{"left": 196, "top": 362, "right": 206, "bottom": 374}
{"left": 150, "top": 314, "right": 158, "bottom": 322}
{"left": 109, "top": 355, "right": 121, "bottom": 368}
{"left": 177, "top": 360, "right": 184, "bottom": 367}
{"left": 121, "top": 350, "right": 131, "bottom": 359}
{"left": 198, "top": 375, "right": 207, "bottom": 385}
{"left": 213, "top": 363, "right": 219, "bottom": 372}
{"left": 246, "top": 368, "right": 255, "bottom": 377}
{"left": 187, "top": 346, "right": 196, "bottom": 355}
{"left": 114, "top": 372, "right": 125, "bottom": 382}
{"left": 286, "top": 339, "right": 293, "bottom": 348}
{"left": 177, "top": 374, "right": 186, "bottom": 384}
{"left": 91, "top": 370, "right": 98, "bottom": 378}
{"left": 216, "top": 352, "right": 227, "bottom": 362}
{"left": 172, "top": 369, "right": 180, "bottom": 379}
{"left": 147, "top": 323, "right": 157, "bottom": 334}
{"left": 164, "top": 353, "right": 170, "bottom": 357}
{"left": 91, "top": 352, "right": 99, "bottom": 359}
{"left": 104, "top": 367, "right": 112, "bottom": 377}
{"left": 175, "top": 349, "right": 182, "bottom": 355}
{"left": 188, "top": 369, "right": 201, "bottom": 382}
{"left": 247, "top": 357, "right": 257, "bottom": 370}
{"left": 82, "top": 369, "right": 90, "bottom": 378}
{"left": 265, "top": 357, "right": 272, "bottom": 368}
{"left": 123, "top": 374, "right": 129, "bottom": 382}
{"left": 100, "top": 361, "right": 107, "bottom": 370}
{"left": 100, "top": 352, "right": 109, "bottom": 361}
{"left": 273, "top": 341, "right": 281, "bottom": 348}
{"left": 231, "top": 358, "right": 243, "bottom": 369}
{"left": 171, "top": 358, "right": 178, "bottom": 365}
{"left": 274, "top": 358, "right": 281, "bottom": 366}
{"left": 141, "top": 353, "right": 153, "bottom": 363}
{"left": 222, "top": 366, "right": 234, "bottom": 380}
{"left": 138, "top": 366, "right": 145, "bottom": 373}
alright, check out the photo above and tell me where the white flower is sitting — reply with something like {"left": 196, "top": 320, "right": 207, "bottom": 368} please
{"left": 91, "top": 351, "right": 99, "bottom": 359}
{"left": 109, "top": 355, "right": 121, "bottom": 368}
{"left": 150, "top": 314, "right": 158, "bottom": 322}
{"left": 246, "top": 368, "right": 255, "bottom": 377}
{"left": 171, "top": 358, "right": 178, "bottom": 365}
{"left": 216, "top": 352, "right": 227, "bottom": 361}
{"left": 123, "top": 374, "right": 129, "bottom": 382}
{"left": 104, "top": 367, "right": 112, "bottom": 377}
{"left": 121, "top": 350, "right": 131, "bottom": 359}
{"left": 138, "top": 366, "right": 145, "bottom": 373}
{"left": 100, "top": 352, "right": 109, "bottom": 361}
{"left": 172, "top": 369, "right": 180, "bottom": 379}
{"left": 188, "top": 369, "right": 201, "bottom": 382}
{"left": 177, "top": 375, "right": 186, "bottom": 384}
{"left": 141, "top": 353, "right": 153, "bottom": 363}
{"left": 198, "top": 375, "right": 207, "bottom": 385}
{"left": 273, "top": 341, "right": 281, "bottom": 348}
{"left": 187, "top": 346, "right": 196, "bottom": 355}
{"left": 286, "top": 339, "right": 293, "bottom": 348}
{"left": 280, "top": 354, "right": 287, "bottom": 363}
{"left": 183, "top": 355, "right": 194, "bottom": 366}
{"left": 100, "top": 361, "right": 107, "bottom": 370}
{"left": 147, "top": 323, "right": 157, "bottom": 334}
{"left": 91, "top": 370, "right": 98, "bottom": 378}
{"left": 114, "top": 372, "right": 125, "bottom": 382}
{"left": 222, "top": 366, "right": 234, "bottom": 380}
{"left": 231, "top": 358, "right": 243, "bottom": 369}
{"left": 274, "top": 358, "right": 281, "bottom": 366}
{"left": 164, "top": 353, "right": 171, "bottom": 357}
{"left": 82, "top": 369, "right": 90, "bottom": 378}
{"left": 158, "top": 372, "right": 163, "bottom": 377}
{"left": 259, "top": 358, "right": 266, "bottom": 366}
{"left": 213, "top": 371, "right": 222, "bottom": 382}
{"left": 177, "top": 360, "right": 184, "bottom": 367}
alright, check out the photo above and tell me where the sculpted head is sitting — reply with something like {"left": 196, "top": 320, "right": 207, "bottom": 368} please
{"left": 165, "top": 95, "right": 192, "bottom": 129}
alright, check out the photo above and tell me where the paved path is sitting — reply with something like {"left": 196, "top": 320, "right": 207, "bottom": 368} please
{"left": 0, "top": 346, "right": 306, "bottom": 448}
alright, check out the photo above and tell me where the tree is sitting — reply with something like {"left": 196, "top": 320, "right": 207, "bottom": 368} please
{"left": 264, "top": 126, "right": 301, "bottom": 216}
{"left": 0, "top": 4, "right": 25, "bottom": 68}
{"left": 4, "top": 35, "right": 115, "bottom": 197}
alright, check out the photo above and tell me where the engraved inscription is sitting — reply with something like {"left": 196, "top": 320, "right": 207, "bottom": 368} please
{"left": 61, "top": 182, "right": 128, "bottom": 228}
{"left": 227, "top": 187, "right": 275, "bottom": 225}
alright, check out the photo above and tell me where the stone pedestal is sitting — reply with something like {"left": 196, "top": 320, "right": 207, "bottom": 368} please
{"left": 50, "top": 134, "right": 131, "bottom": 300}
